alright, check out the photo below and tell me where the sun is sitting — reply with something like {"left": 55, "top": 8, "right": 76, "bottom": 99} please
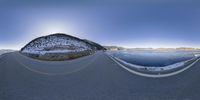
{"left": 41, "top": 24, "right": 67, "bottom": 35}
{"left": 39, "top": 22, "right": 72, "bottom": 36}
{"left": 31, "top": 20, "right": 77, "bottom": 37}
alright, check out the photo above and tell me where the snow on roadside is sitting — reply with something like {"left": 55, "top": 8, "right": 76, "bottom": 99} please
{"left": 22, "top": 49, "right": 87, "bottom": 55}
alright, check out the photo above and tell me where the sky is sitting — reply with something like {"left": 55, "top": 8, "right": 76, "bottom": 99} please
{"left": 0, "top": 0, "right": 200, "bottom": 50}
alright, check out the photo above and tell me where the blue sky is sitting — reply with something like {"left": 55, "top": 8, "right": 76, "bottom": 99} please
{"left": 0, "top": 0, "right": 200, "bottom": 49}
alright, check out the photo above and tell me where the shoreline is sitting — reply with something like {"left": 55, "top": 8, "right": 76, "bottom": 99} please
{"left": 106, "top": 52, "right": 200, "bottom": 78}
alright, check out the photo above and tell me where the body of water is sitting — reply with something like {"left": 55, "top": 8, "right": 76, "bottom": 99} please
{"left": 109, "top": 50, "right": 196, "bottom": 67}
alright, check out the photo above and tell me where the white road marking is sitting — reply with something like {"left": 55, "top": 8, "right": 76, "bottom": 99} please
{"left": 13, "top": 53, "right": 99, "bottom": 76}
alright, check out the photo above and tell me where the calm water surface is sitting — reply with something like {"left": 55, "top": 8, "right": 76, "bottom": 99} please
{"left": 109, "top": 50, "right": 195, "bottom": 67}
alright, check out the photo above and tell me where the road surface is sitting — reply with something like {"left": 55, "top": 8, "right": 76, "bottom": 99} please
{"left": 1, "top": 51, "right": 200, "bottom": 100}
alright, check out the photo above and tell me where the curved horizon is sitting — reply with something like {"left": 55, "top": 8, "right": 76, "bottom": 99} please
{"left": 1, "top": 0, "right": 200, "bottom": 49}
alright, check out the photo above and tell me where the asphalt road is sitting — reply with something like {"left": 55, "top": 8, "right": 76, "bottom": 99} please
{"left": 1, "top": 51, "right": 200, "bottom": 100}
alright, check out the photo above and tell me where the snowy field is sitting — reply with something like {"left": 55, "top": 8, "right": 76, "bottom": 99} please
{"left": 108, "top": 50, "right": 200, "bottom": 71}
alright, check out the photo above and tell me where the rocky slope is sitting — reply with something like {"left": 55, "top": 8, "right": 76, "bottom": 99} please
{"left": 21, "top": 33, "right": 105, "bottom": 60}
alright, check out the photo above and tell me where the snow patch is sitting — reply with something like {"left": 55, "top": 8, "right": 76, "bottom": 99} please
{"left": 21, "top": 35, "right": 92, "bottom": 55}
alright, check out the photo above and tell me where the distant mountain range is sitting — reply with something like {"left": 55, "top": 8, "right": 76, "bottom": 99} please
{"left": 105, "top": 46, "right": 200, "bottom": 51}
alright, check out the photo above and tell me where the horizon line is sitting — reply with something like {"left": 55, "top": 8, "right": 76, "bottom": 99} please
{"left": 104, "top": 46, "right": 200, "bottom": 49}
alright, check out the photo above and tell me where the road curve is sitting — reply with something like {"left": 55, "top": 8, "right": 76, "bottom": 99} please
{"left": 1, "top": 51, "right": 200, "bottom": 100}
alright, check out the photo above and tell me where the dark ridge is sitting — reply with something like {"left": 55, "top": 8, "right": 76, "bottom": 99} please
{"left": 83, "top": 39, "right": 106, "bottom": 50}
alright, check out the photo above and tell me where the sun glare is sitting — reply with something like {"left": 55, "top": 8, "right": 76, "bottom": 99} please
{"left": 29, "top": 20, "right": 78, "bottom": 38}
{"left": 39, "top": 22, "right": 72, "bottom": 36}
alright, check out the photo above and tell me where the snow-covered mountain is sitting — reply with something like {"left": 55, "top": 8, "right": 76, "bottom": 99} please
{"left": 21, "top": 33, "right": 105, "bottom": 55}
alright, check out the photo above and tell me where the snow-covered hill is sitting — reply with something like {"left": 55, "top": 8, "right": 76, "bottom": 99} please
{"left": 21, "top": 33, "right": 101, "bottom": 55}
